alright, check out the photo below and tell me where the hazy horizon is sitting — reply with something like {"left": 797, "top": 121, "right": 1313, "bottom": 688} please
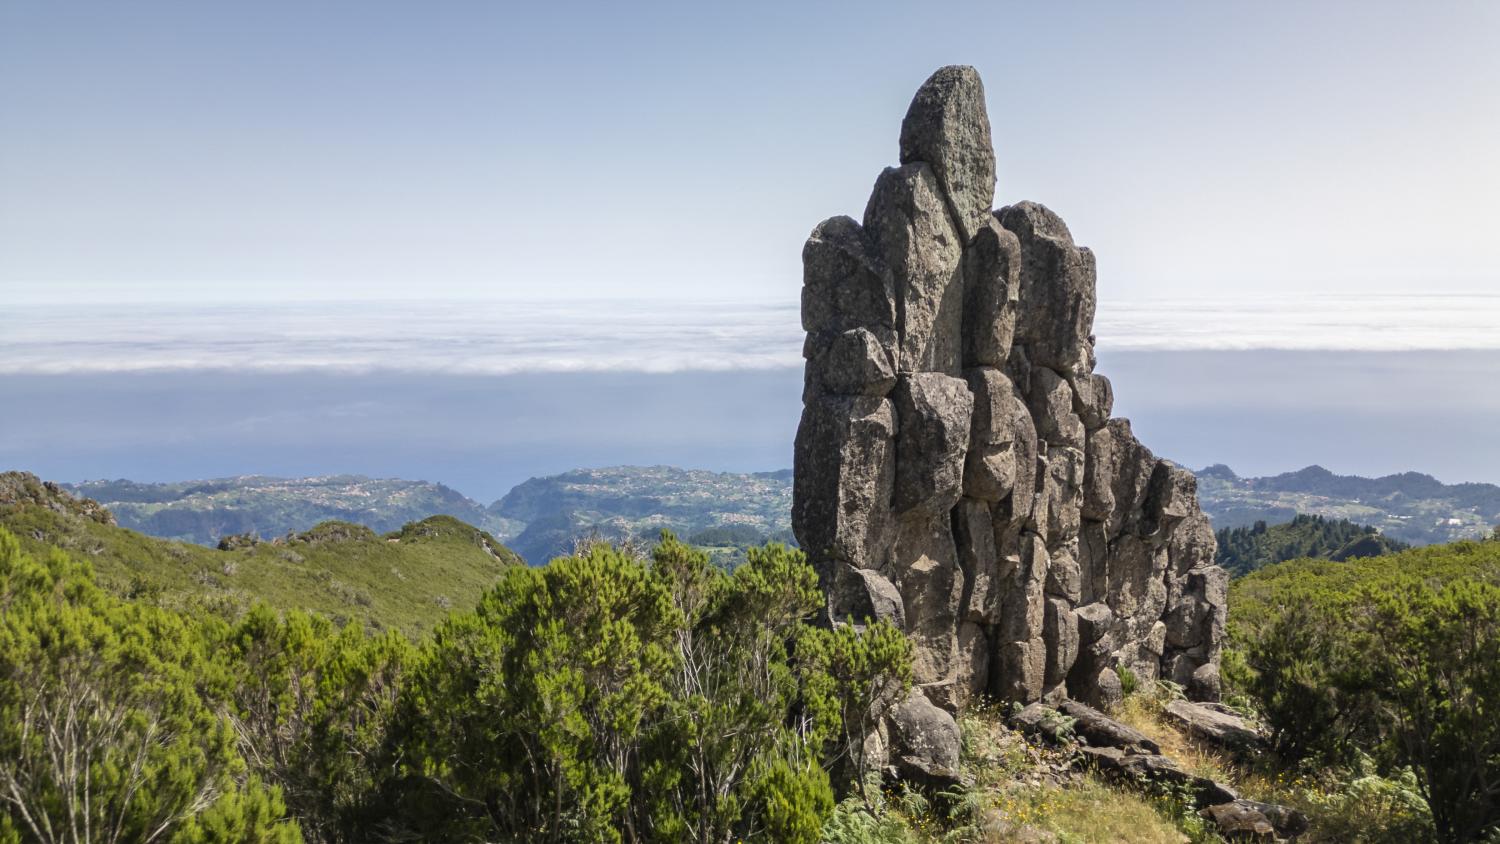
{"left": 7, "top": 349, "right": 1500, "bottom": 503}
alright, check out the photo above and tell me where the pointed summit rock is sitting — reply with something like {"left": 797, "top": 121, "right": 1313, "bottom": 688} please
{"left": 900, "top": 65, "right": 997, "bottom": 244}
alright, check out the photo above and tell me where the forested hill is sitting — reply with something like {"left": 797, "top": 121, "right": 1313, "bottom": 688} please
{"left": 1215, "top": 513, "right": 1409, "bottom": 576}
{"left": 1, "top": 471, "right": 519, "bottom": 633}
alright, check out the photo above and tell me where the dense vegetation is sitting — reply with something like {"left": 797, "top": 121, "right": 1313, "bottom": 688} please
{"left": 1227, "top": 538, "right": 1500, "bottom": 842}
{"left": 0, "top": 527, "right": 911, "bottom": 843}
{"left": 7, "top": 470, "right": 1500, "bottom": 841}
{"left": 1214, "top": 513, "right": 1408, "bottom": 575}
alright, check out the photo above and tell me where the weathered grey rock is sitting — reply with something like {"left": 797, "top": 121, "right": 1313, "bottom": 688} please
{"left": 1069, "top": 371, "right": 1113, "bottom": 430}
{"left": 955, "top": 621, "right": 989, "bottom": 706}
{"left": 1144, "top": 459, "right": 1198, "bottom": 537}
{"left": 795, "top": 66, "right": 1227, "bottom": 725}
{"left": 1068, "top": 603, "right": 1122, "bottom": 707}
{"left": 1074, "top": 602, "right": 1114, "bottom": 646}
{"left": 1045, "top": 544, "right": 1082, "bottom": 603}
{"left": 1081, "top": 427, "right": 1116, "bottom": 522}
{"left": 892, "top": 516, "right": 965, "bottom": 692}
{"left": 1078, "top": 520, "right": 1109, "bottom": 604}
{"left": 1168, "top": 511, "right": 1219, "bottom": 578}
{"left": 1040, "top": 447, "right": 1084, "bottom": 544}
{"left": 1165, "top": 565, "right": 1228, "bottom": 651}
{"left": 816, "top": 327, "right": 898, "bottom": 396}
{"left": 792, "top": 395, "right": 895, "bottom": 574}
{"left": 997, "top": 533, "right": 1048, "bottom": 644}
{"left": 1233, "top": 800, "right": 1310, "bottom": 839}
{"left": 997, "top": 202, "right": 1097, "bottom": 373}
{"left": 1078, "top": 746, "right": 1238, "bottom": 809}
{"left": 1082, "top": 664, "right": 1124, "bottom": 710}
{"left": 1189, "top": 662, "right": 1222, "bottom": 702}
{"left": 1043, "top": 597, "right": 1079, "bottom": 691}
{"left": 1107, "top": 535, "right": 1170, "bottom": 642}
{"left": 827, "top": 563, "right": 906, "bottom": 628}
{"left": 865, "top": 164, "right": 964, "bottom": 374}
{"left": 964, "top": 367, "right": 1035, "bottom": 505}
{"left": 899, "top": 65, "right": 996, "bottom": 244}
{"left": 1028, "top": 367, "right": 1085, "bottom": 449}
{"left": 993, "top": 639, "right": 1046, "bottom": 703}
{"left": 1007, "top": 702, "right": 1072, "bottom": 744}
{"left": 953, "top": 498, "right": 1001, "bottom": 623}
{"left": 892, "top": 373, "right": 972, "bottom": 517}
{"left": 962, "top": 218, "right": 1020, "bottom": 366}
{"left": 1099, "top": 419, "right": 1158, "bottom": 539}
{"left": 1164, "top": 699, "right": 1267, "bottom": 753}
{"left": 802, "top": 216, "right": 895, "bottom": 335}
{"left": 1056, "top": 700, "right": 1160, "bottom": 755}
{"left": 888, "top": 688, "right": 963, "bottom": 788}
{"left": 1198, "top": 802, "right": 1277, "bottom": 841}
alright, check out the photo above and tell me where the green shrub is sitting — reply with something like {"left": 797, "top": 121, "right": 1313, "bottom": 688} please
{"left": 376, "top": 533, "right": 910, "bottom": 842}
{"left": 0, "top": 529, "right": 303, "bottom": 843}
{"left": 1229, "top": 543, "right": 1500, "bottom": 842}
{"left": 0, "top": 524, "right": 913, "bottom": 843}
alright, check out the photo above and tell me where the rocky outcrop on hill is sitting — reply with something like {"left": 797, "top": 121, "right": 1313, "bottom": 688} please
{"left": 0, "top": 471, "right": 116, "bottom": 526}
{"left": 1009, "top": 701, "right": 1307, "bottom": 842}
{"left": 792, "top": 66, "right": 1227, "bottom": 761}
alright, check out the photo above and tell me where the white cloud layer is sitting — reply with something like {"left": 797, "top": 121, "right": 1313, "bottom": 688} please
{"left": 5, "top": 294, "right": 1499, "bottom": 375}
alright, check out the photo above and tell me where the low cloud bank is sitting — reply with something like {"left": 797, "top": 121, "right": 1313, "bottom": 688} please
{"left": 6, "top": 294, "right": 1499, "bottom": 374}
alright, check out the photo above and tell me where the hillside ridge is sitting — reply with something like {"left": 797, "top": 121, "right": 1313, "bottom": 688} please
{"left": 0, "top": 470, "right": 520, "bottom": 633}
{"left": 30, "top": 461, "right": 1498, "bottom": 561}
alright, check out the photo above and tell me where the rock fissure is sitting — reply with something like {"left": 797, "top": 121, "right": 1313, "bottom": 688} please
{"left": 792, "top": 64, "right": 1228, "bottom": 759}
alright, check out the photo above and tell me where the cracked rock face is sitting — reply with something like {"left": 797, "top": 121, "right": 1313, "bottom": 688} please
{"left": 793, "top": 66, "right": 1226, "bottom": 733}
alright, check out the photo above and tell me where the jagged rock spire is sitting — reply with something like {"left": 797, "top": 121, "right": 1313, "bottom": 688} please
{"left": 793, "top": 66, "right": 1226, "bottom": 778}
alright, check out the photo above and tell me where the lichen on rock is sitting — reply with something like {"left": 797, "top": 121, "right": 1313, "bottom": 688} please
{"left": 792, "top": 65, "right": 1227, "bottom": 779}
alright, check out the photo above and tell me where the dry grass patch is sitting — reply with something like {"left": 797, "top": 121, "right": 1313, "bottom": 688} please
{"left": 983, "top": 776, "right": 1197, "bottom": 844}
{"left": 1110, "top": 685, "right": 1234, "bottom": 783}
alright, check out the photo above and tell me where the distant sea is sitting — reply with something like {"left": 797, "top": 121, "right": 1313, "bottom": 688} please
{"left": 4, "top": 296, "right": 1499, "bottom": 501}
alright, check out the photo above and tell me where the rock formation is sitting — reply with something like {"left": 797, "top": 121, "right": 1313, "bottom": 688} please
{"left": 792, "top": 67, "right": 1227, "bottom": 737}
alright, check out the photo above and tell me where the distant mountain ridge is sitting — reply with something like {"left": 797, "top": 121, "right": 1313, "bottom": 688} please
{"left": 45, "top": 462, "right": 1500, "bottom": 561}
{"left": 490, "top": 466, "right": 794, "bottom": 565}
{"left": 61, "top": 466, "right": 797, "bottom": 566}
{"left": 1196, "top": 464, "right": 1499, "bottom": 545}
{"left": 64, "top": 474, "right": 518, "bottom": 546}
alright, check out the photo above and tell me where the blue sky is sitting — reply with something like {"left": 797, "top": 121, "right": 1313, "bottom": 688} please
{"left": 4, "top": 3, "right": 1500, "bottom": 491}
{"left": 3, "top": 1, "right": 1497, "bottom": 306}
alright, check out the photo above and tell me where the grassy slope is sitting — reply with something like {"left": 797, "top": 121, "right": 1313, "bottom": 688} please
{"left": 1, "top": 505, "right": 520, "bottom": 635}
{"left": 828, "top": 700, "right": 1212, "bottom": 843}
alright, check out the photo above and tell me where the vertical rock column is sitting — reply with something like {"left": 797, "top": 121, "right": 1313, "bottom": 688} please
{"left": 793, "top": 65, "right": 1228, "bottom": 738}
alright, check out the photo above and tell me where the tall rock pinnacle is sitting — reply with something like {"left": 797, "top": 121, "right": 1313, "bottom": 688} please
{"left": 793, "top": 67, "right": 1227, "bottom": 749}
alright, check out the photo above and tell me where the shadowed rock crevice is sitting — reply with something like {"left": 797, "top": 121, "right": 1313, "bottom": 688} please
{"left": 792, "top": 65, "right": 1227, "bottom": 778}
